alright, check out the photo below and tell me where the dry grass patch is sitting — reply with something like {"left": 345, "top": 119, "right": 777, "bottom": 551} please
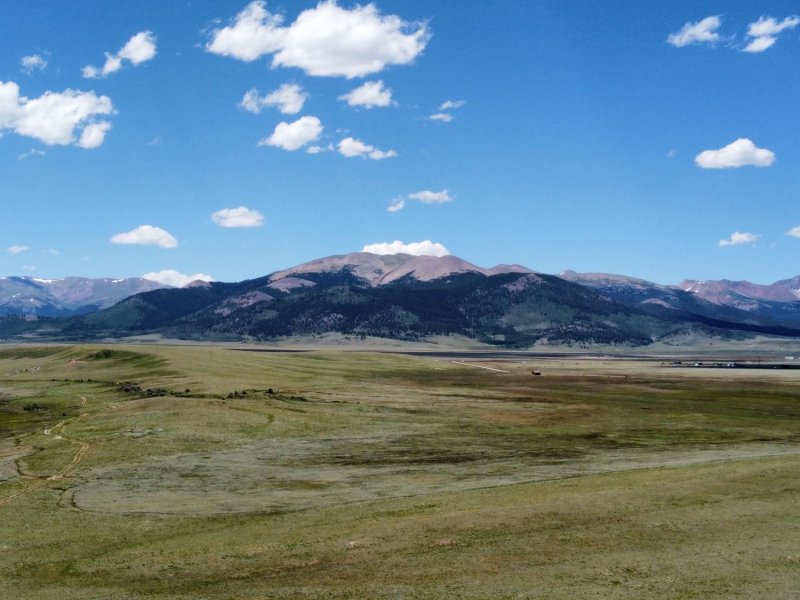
{"left": 2, "top": 345, "right": 800, "bottom": 598}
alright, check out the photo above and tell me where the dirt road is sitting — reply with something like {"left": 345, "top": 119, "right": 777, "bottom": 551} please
{"left": 0, "top": 396, "right": 91, "bottom": 505}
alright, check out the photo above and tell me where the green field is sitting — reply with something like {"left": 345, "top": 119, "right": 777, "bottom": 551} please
{"left": 1, "top": 345, "right": 800, "bottom": 598}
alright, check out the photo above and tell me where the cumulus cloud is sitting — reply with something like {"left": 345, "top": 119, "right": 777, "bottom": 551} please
{"left": 744, "top": 15, "right": 800, "bottom": 53}
{"left": 7, "top": 245, "right": 28, "bottom": 255}
{"left": 142, "top": 269, "right": 214, "bottom": 287}
{"left": 667, "top": 16, "right": 722, "bottom": 47}
{"left": 306, "top": 143, "right": 333, "bottom": 154}
{"left": 211, "top": 206, "right": 264, "bottom": 228}
{"left": 21, "top": 54, "right": 47, "bottom": 74}
{"left": 259, "top": 115, "right": 322, "bottom": 150}
{"left": 205, "top": 2, "right": 283, "bottom": 62}
{"left": 118, "top": 31, "right": 158, "bottom": 63}
{"left": 361, "top": 240, "right": 450, "bottom": 257}
{"left": 718, "top": 232, "right": 760, "bottom": 247}
{"left": 339, "top": 80, "right": 393, "bottom": 108}
{"left": 695, "top": 138, "right": 775, "bottom": 169}
{"left": 338, "top": 136, "right": 396, "bottom": 160}
{"left": 786, "top": 227, "right": 800, "bottom": 238}
{"left": 747, "top": 15, "right": 800, "bottom": 37}
{"left": 207, "top": 1, "right": 429, "bottom": 78}
{"left": 0, "top": 80, "right": 114, "bottom": 147}
{"left": 111, "top": 225, "right": 178, "bottom": 249}
{"left": 83, "top": 31, "right": 156, "bottom": 78}
{"left": 742, "top": 36, "right": 776, "bottom": 53}
{"left": 77, "top": 121, "right": 112, "bottom": 149}
{"left": 388, "top": 189, "right": 453, "bottom": 212}
{"left": 240, "top": 83, "right": 307, "bottom": 114}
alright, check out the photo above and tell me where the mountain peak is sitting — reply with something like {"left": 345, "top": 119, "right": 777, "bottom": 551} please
{"left": 679, "top": 278, "right": 800, "bottom": 304}
{"left": 269, "top": 252, "right": 497, "bottom": 286}
{"left": 487, "top": 264, "right": 536, "bottom": 276}
{"left": 184, "top": 279, "right": 212, "bottom": 288}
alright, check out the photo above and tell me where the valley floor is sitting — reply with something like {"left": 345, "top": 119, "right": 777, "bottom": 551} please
{"left": 1, "top": 345, "right": 799, "bottom": 598}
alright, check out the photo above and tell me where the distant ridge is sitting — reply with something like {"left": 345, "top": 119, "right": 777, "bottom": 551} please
{"left": 680, "top": 278, "right": 800, "bottom": 306}
{"left": 0, "top": 276, "right": 169, "bottom": 317}
{"left": 4, "top": 255, "right": 800, "bottom": 345}
{"left": 561, "top": 270, "right": 800, "bottom": 330}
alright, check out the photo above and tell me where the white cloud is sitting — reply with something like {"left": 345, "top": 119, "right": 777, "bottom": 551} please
{"left": 338, "top": 137, "right": 371, "bottom": 157}
{"left": 786, "top": 227, "right": 800, "bottom": 238}
{"left": 428, "top": 112, "right": 453, "bottom": 122}
{"left": 81, "top": 66, "right": 99, "bottom": 79}
{"left": 205, "top": 2, "right": 284, "bottom": 62}
{"left": 240, "top": 90, "right": 265, "bottom": 113}
{"left": 339, "top": 80, "right": 393, "bottom": 108}
{"left": 718, "top": 232, "right": 760, "bottom": 247}
{"left": 118, "top": 31, "right": 158, "bottom": 64}
{"left": 429, "top": 99, "right": 464, "bottom": 122}
{"left": 77, "top": 121, "right": 111, "bottom": 149}
{"left": 407, "top": 190, "right": 452, "bottom": 204}
{"left": 211, "top": 206, "right": 264, "bottom": 228}
{"left": 0, "top": 80, "right": 114, "bottom": 147}
{"left": 388, "top": 189, "right": 453, "bottom": 211}
{"left": 338, "top": 136, "right": 396, "bottom": 160}
{"left": 142, "top": 269, "right": 214, "bottom": 288}
{"left": 240, "top": 83, "right": 307, "bottom": 115}
{"left": 207, "top": 1, "right": 429, "bottom": 78}
{"left": 259, "top": 115, "right": 322, "bottom": 151}
{"left": 21, "top": 54, "right": 47, "bottom": 74}
{"left": 743, "top": 36, "right": 777, "bottom": 53}
{"left": 387, "top": 197, "right": 405, "bottom": 212}
{"left": 667, "top": 16, "right": 722, "bottom": 47}
{"left": 306, "top": 143, "right": 333, "bottom": 154}
{"left": 695, "top": 138, "right": 775, "bottom": 169}
{"left": 111, "top": 225, "right": 178, "bottom": 249}
{"left": 361, "top": 240, "right": 450, "bottom": 257}
{"left": 744, "top": 16, "right": 800, "bottom": 53}
{"left": 17, "top": 148, "right": 45, "bottom": 160}
{"left": 7, "top": 245, "right": 28, "bottom": 255}
{"left": 83, "top": 31, "right": 156, "bottom": 78}
{"left": 747, "top": 15, "right": 800, "bottom": 37}
{"left": 428, "top": 100, "right": 467, "bottom": 123}
{"left": 440, "top": 99, "right": 465, "bottom": 110}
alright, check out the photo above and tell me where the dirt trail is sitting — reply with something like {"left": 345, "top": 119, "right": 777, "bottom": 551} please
{"left": 0, "top": 396, "right": 91, "bottom": 506}
{"left": 450, "top": 360, "right": 509, "bottom": 373}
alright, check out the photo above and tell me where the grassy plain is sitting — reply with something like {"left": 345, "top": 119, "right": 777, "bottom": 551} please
{"left": 1, "top": 344, "right": 800, "bottom": 598}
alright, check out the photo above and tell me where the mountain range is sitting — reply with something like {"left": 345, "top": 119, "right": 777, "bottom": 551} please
{"left": 0, "top": 276, "right": 168, "bottom": 317}
{"left": 3, "top": 253, "right": 800, "bottom": 346}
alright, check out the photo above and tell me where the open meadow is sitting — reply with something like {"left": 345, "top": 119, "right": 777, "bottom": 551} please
{"left": 1, "top": 344, "right": 800, "bottom": 599}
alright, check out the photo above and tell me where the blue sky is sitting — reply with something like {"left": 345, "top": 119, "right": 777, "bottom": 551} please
{"left": 2, "top": 1, "right": 799, "bottom": 286}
